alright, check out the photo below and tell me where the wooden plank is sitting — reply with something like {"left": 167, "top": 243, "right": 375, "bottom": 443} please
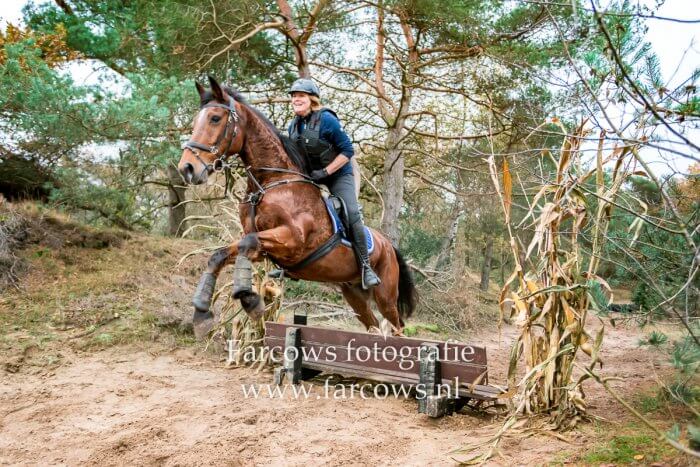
{"left": 265, "top": 322, "right": 487, "bottom": 366}
{"left": 299, "top": 361, "right": 500, "bottom": 401}
{"left": 264, "top": 322, "right": 489, "bottom": 385}
{"left": 264, "top": 336, "right": 488, "bottom": 386}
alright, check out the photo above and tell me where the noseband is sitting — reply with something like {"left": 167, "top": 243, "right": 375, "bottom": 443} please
{"left": 182, "top": 96, "right": 240, "bottom": 174}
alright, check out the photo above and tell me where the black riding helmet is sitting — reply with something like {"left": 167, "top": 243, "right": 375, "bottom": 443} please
{"left": 288, "top": 78, "right": 321, "bottom": 98}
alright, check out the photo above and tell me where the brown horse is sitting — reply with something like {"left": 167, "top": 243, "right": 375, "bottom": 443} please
{"left": 178, "top": 76, "right": 417, "bottom": 335}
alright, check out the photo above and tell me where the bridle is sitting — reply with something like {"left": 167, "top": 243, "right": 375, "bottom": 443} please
{"left": 182, "top": 96, "right": 240, "bottom": 176}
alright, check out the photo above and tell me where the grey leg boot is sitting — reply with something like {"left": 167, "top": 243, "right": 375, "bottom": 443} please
{"left": 350, "top": 220, "right": 381, "bottom": 289}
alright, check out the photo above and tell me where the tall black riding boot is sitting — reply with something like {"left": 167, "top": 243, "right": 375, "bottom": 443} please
{"left": 350, "top": 220, "right": 381, "bottom": 289}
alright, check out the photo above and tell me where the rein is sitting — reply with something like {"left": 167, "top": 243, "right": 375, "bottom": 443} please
{"left": 241, "top": 166, "right": 320, "bottom": 233}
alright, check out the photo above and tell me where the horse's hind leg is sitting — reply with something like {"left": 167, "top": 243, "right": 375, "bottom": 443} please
{"left": 340, "top": 284, "right": 379, "bottom": 330}
{"left": 372, "top": 255, "right": 403, "bottom": 334}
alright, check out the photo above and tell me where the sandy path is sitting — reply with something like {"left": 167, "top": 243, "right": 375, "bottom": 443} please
{"left": 1, "top": 348, "right": 491, "bottom": 466}
{"left": 0, "top": 319, "right": 673, "bottom": 466}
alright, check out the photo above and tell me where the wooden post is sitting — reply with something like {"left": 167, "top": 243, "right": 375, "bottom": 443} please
{"left": 274, "top": 326, "right": 302, "bottom": 386}
{"left": 418, "top": 343, "right": 454, "bottom": 417}
{"left": 284, "top": 326, "right": 302, "bottom": 384}
{"left": 293, "top": 310, "right": 307, "bottom": 325}
{"left": 418, "top": 344, "right": 439, "bottom": 413}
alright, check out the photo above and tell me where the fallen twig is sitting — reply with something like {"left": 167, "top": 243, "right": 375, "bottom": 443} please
{"left": 68, "top": 316, "right": 120, "bottom": 340}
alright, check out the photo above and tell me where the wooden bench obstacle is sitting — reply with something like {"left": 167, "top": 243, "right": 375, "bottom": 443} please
{"left": 263, "top": 314, "right": 503, "bottom": 417}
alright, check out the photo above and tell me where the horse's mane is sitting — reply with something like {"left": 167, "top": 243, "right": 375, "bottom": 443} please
{"left": 200, "top": 87, "right": 310, "bottom": 175}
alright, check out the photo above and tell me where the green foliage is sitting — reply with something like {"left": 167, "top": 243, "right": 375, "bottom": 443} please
{"left": 47, "top": 166, "right": 146, "bottom": 230}
{"left": 587, "top": 279, "right": 609, "bottom": 314}
{"left": 0, "top": 34, "right": 195, "bottom": 229}
{"left": 669, "top": 334, "right": 700, "bottom": 374}
{"left": 25, "top": 0, "right": 287, "bottom": 82}
{"left": 666, "top": 423, "right": 681, "bottom": 442}
{"left": 582, "top": 433, "right": 666, "bottom": 464}
{"left": 637, "top": 394, "right": 662, "bottom": 413}
{"left": 402, "top": 323, "right": 440, "bottom": 337}
{"left": 399, "top": 216, "right": 443, "bottom": 266}
{"left": 641, "top": 326, "right": 699, "bottom": 411}
{"left": 688, "top": 424, "right": 700, "bottom": 451}
{"left": 638, "top": 330, "right": 669, "bottom": 348}
{"left": 283, "top": 279, "right": 343, "bottom": 305}
{"left": 666, "top": 381, "right": 699, "bottom": 405}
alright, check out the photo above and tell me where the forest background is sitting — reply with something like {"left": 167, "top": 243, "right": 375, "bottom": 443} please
{"left": 1, "top": 0, "right": 699, "bottom": 457}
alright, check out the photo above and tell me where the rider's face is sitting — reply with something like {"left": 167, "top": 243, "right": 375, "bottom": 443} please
{"left": 291, "top": 92, "right": 312, "bottom": 117}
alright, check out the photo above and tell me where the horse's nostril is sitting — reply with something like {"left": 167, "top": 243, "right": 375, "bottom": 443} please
{"left": 181, "top": 162, "right": 195, "bottom": 182}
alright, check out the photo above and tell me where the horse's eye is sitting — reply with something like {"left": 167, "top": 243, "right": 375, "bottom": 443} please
{"left": 211, "top": 115, "right": 222, "bottom": 123}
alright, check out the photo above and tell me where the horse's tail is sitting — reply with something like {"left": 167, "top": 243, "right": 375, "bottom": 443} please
{"left": 394, "top": 247, "right": 418, "bottom": 322}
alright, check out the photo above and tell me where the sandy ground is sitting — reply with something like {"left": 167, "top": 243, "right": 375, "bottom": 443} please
{"left": 0, "top": 210, "right": 686, "bottom": 465}
{"left": 0, "top": 317, "right": 678, "bottom": 466}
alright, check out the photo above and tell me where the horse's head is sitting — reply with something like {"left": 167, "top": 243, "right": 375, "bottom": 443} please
{"left": 178, "top": 76, "right": 245, "bottom": 185}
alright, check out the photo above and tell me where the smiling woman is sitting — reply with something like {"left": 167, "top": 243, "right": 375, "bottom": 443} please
{"left": 285, "top": 77, "right": 381, "bottom": 289}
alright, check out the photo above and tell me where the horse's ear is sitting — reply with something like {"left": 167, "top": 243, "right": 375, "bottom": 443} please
{"left": 195, "top": 81, "right": 206, "bottom": 100}
{"left": 208, "top": 75, "right": 224, "bottom": 102}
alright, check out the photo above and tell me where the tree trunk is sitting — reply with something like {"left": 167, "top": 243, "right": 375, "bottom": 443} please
{"left": 167, "top": 164, "right": 186, "bottom": 236}
{"left": 480, "top": 237, "right": 494, "bottom": 291}
{"left": 380, "top": 127, "right": 404, "bottom": 246}
{"left": 430, "top": 203, "right": 463, "bottom": 269}
{"left": 375, "top": 7, "right": 415, "bottom": 248}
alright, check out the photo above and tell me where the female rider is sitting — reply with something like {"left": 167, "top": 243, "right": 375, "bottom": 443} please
{"left": 287, "top": 78, "right": 380, "bottom": 289}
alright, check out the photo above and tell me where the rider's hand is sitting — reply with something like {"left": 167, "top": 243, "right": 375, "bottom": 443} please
{"left": 310, "top": 168, "right": 328, "bottom": 182}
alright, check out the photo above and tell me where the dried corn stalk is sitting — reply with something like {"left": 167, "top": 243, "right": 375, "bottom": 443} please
{"left": 494, "top": 123, "right": 635, "bottom": 422}
{"left": 459, "top": 122, "right": 639, "bottom": 464}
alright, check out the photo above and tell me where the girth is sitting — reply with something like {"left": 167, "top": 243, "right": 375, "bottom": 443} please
{"left": 283, "top": 232, "right": 342, "bottom": 272}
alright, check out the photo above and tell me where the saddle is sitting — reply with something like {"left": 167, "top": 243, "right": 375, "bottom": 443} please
{"left": 325, "top": 196, "right": 374, "bottom": 253}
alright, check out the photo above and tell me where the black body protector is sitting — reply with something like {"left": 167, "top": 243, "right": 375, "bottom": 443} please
{"left": 289, "top": 108, "right": 339, "bottom": 171}
{"left": 287, "top": 108, "right": 381, "bottom": 290}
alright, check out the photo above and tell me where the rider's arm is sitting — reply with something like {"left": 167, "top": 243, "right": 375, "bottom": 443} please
{"left": 320, "top": 112, "right": 354, "bottom": 176}
{"left": 324, "top": 154, "right": 350, "bottom": 175}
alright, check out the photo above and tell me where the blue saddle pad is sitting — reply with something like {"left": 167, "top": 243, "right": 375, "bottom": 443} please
{"left": 324, "top": 199, "right": 374, "bottom": 254}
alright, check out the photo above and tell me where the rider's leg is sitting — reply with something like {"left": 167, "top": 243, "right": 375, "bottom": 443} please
{"left": 327, "top": 172, "right": 380, "bottom": 289}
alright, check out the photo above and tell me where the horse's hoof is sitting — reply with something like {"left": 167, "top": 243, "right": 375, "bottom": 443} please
{"left": 239, "top": 292, "right": 264, "bottom": 321}
{"left": 192, "top": 310, "right": 215, "bottom": 341}
{"left": 231, "top": 285, "right": 251, "bottom": 300}
{"left": 193, "top": 272, "right": 216, "bottom": 312}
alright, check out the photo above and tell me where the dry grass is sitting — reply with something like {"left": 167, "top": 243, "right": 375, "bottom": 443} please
{"left": 0, "top": 201, "right": 210, "bottom": 373}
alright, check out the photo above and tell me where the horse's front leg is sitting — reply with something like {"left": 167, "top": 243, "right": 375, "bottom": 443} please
{"left": 232, "top": 226, "right": 301, "bottom": 321}
{"left": 192, "top": 244, "right": 239, "bottom": 313}
{"left": 191, "top": 244, "right": 238, "bottom": 338}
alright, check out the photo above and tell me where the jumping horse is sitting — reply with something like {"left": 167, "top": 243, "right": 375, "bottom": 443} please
{"left": 178, "top": 76, "right": 417, "bottom": 335}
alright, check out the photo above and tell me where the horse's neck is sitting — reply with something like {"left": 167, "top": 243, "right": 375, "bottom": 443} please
{"left": 239, "top": 108, "right": 296, "bottom": 181}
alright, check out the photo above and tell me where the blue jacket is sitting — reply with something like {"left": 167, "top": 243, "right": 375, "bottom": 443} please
{"left": 288, "top": 109, "right": 354, "bottom": 177}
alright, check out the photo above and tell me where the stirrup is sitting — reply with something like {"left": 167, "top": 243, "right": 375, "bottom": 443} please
{"left": 361, "top": 265, "right": 381, "bottom": 290}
